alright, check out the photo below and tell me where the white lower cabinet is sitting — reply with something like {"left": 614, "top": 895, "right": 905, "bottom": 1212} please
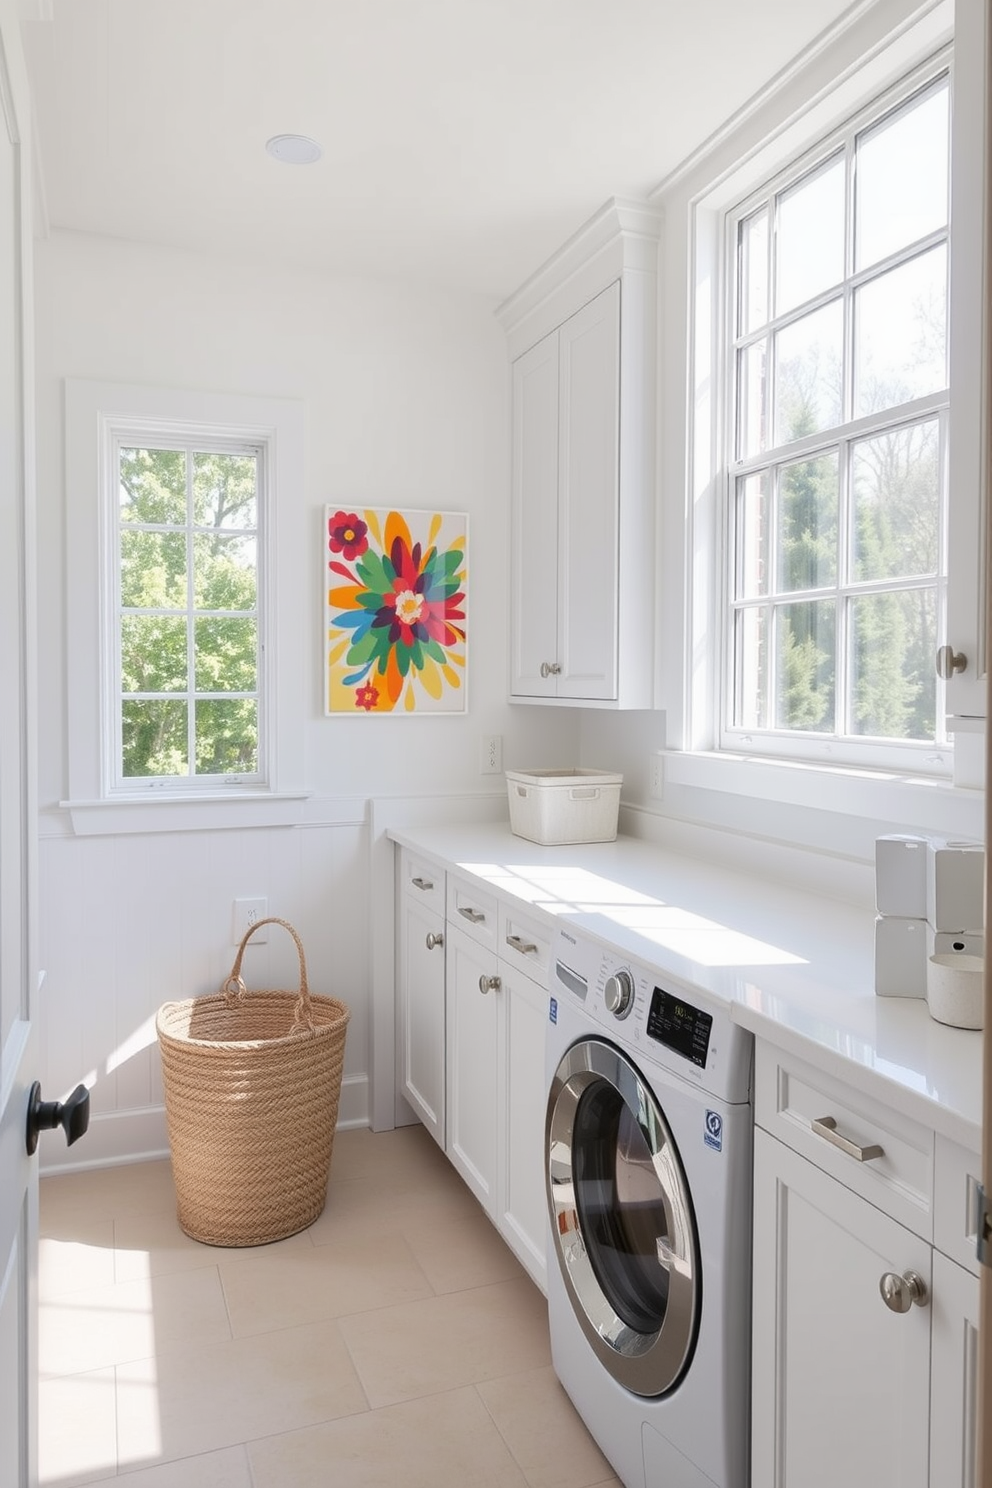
{"left": 752, "top": 1127, "right": 931, "bottom": 1488}
{"left": 395, "top": 849, "right": 550, "bottom": 1291}
{"left": 496, "top": 903, "right": 552, "bottom": 1293}
{"left": 752, "top": 1042, "right": 980, "bottom": 1488}
{"left": 445, "top": 921, "right": 500, "bottom": 1212}
{"left": 396, "top": 854, "right": 446, "bottom": 1147}
{"left": 930, "top": 1249, "right": 981, "bottom": 1488}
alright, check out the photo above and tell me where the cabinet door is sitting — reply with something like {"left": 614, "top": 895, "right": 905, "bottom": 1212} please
{"left": 445, "top": 924, "right": 499, "bottom": 1213}
{"left": 497, "top": 960, "right": 549, "bottom": 1293}
{"left": 752, "top": 1128, "right": 931, "bottom": 1488}
{"left": 557, "top": 280, "right": 620, "bottom": 700}
{"left": 397, "top": 890, "right": 446, "bottom": 1147}
{"left": 930, "top": 1250, "right": 980, "bottom": 1487}
{"left": 510, "top": 329, "right": 560, "bottom": 698}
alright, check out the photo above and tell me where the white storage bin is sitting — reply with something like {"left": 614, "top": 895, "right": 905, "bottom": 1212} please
{"left": 505, "top": 768, "right": 622, "bottom": 845}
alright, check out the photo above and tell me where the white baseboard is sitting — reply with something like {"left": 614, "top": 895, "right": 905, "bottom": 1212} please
{"left": 39, "top": 1073, "right": 371, "bottom": 1175}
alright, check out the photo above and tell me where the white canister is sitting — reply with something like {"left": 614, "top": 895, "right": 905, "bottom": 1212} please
{"left": 926, "top": 953, "right": 984, "bottom": 1030}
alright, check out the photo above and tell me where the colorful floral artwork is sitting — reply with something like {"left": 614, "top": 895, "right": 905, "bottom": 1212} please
{"left": 325, "top": 507, "right": 468, "bottom": 715}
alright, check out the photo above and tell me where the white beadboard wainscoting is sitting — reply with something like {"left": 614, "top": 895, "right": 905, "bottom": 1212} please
{"left": 37, "top": 803, "right": 372, "bottom": 1173}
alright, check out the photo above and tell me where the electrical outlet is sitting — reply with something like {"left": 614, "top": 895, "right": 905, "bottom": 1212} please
{"left": 480, "top": 734, "right": 503, "bottom": 775}
{"left": 232, "top": 897, "right": 268, "bottom": 945}
{"left": 649, "top": 753, "right": 664, "bottom": 800}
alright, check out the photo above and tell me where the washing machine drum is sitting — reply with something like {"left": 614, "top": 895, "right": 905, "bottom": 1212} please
{"left": 547, "top": 1037, "right": 700, "bottom": 1398}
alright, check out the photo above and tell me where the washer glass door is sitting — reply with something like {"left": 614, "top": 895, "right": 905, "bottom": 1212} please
{"left": 547, "top": 1037, "right": 699, "bottom": 1397}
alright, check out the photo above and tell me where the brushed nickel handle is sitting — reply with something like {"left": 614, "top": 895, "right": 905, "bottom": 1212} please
{"left": 505, "top": 934, "right": 538, "bottom": 955}
{"left": 458, "top": 906, "right": 486, "bottom": 924}
{"left": 425, "top": 931, "right": 444, "bottom": 951}
{"left": 935, "top": 645, "right": 967, "bottom": 679}
{"left": 478, "top": 974, "right": 501, "bottom": 995}
{"left": 412, "top": 876, "right": 434, "bottom": 892}
{"left": 879, "top": 1270, "right": 929, "bottom": 1313}
{"left": 540, "top": 661, "right": 561, "bottom": 678}
{"left": 811, "top": 1115, "right": 884, "bottom": 1163}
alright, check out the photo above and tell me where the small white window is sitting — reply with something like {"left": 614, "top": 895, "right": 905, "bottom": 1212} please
{"left": 65, "top": 382, "right": 306, "bottom": 826}
{"left": 722, "top": 68, "right": 950, "bottom": 769}
{"left": 114, "top": 433, "right": 263, "bottom": 787}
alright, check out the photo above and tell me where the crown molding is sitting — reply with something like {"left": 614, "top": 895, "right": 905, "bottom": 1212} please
{"left": 495, "top": 195, "right": 663, "bottom": 359}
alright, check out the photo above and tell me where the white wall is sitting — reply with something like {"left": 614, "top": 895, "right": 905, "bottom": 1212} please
{"left": 34, "top": 229, "right": 577, "bottom": 1168}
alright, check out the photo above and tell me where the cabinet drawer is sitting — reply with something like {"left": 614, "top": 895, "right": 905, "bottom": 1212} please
{"left": 498, "top": 903, "right": 552, "bottom": 985}
{"left": 934, "top": 1134, "right": 982, "bottom": 1277}
{"left": 446, "top": 873, "right": 499, "bottom": 950}
{"left": 755, "top": 1043, "right": 934, "bottom": 1240}
{"left": 399, "top": 850, "right": 445, "bottom": 913}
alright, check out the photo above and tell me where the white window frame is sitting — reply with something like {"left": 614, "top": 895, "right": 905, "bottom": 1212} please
{"left": 719, "top": 59, "right": 952, "bottom": 776}
{"left": 655, "top": 0, "right": 985, "bottom": 839}
{"left": 64, "top": 381, "right": 308, "bottom": 833}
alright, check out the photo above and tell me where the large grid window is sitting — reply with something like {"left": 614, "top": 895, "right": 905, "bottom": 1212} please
{"left": 114, "top": 437, "right": 263, "bottom": 786}
{"left": 725, "top": 70, "right": 950, "bottom": 758}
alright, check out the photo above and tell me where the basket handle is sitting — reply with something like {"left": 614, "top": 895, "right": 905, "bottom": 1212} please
{"left": 221, "top": 917, "right": 314, "bottom": 1034}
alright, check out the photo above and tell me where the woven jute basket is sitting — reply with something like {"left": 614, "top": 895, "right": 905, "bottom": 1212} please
{"left": 155, "top": 917, "right": 350, "bottom": 1247}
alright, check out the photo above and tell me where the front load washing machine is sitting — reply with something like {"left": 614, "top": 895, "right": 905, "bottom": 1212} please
{"left": 545, "top": 925, "right": 753, "bottom": 1488}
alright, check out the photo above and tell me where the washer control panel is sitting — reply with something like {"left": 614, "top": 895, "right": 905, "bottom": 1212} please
{"left": 551, "top": 925, "right": 751, "bottom": 1102}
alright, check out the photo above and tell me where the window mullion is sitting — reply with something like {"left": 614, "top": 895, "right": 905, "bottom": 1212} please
{"left": 733, "top": 390, "right": 949, "bottom": 478}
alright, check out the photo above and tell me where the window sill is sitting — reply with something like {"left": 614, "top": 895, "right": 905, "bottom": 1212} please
{"left": 57, "top": 792, "right": 315, "bottom": 836}
{"left": 659, "top": 750, "right": 984, "bottom": 841}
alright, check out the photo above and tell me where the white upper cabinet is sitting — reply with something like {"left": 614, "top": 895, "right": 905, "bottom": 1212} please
{"left": 500, "top": 198, "right": 661, "bottom": 707}
{"left": 511, "top": 284, "right": 620, "bottom": 700}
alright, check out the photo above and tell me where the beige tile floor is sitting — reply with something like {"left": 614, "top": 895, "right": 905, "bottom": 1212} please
{"left": 39, "top": 1122, "right": 621, "bottom": 1488}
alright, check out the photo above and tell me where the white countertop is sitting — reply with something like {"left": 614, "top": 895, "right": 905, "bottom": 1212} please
{"left": 389, "top": 822, "right": 983, "bottom": 1151}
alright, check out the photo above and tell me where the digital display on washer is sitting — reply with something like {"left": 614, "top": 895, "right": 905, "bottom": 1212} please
{"left": 647, "top": 986, "right": 712, "bottom": 1067}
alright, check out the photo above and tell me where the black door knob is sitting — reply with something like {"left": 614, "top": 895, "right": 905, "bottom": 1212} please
{"left": 25, "top": 1081, "right": 91, "bottom": 1157}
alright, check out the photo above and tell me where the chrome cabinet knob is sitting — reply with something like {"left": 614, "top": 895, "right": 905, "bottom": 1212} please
{"left": 425, "top": 931, "right": 444, "bottom": 951}
{"left": 478, "top": 974, "right": 501, "bottom": 995}
{"left": 879, "top": 1270, "right": 929, "bottom": 1313}
{"left": 935, "top": 645, "right": 967, "bottom": 679}
{"left": 540, "top": 661, "right": 561, "bottom": 678}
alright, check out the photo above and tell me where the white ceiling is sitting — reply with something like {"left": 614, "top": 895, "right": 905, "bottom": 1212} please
{"left": 19, "top": 0, "right": 859, "bottom": 302}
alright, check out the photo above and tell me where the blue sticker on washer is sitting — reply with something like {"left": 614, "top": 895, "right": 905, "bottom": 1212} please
{"left": 549, "top": 996, "right": 558, "bottom": 1025}
{"left": 704, "top": 1110, "right": 723, "bottom": 1151}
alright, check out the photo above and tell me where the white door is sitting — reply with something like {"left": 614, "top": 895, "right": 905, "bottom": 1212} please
{"left": 444, "top": 924, "right": 499, "bottom": 1213}
{"left": 510, "top": 328, "right": 560, "bottom": 698}
{"left": 930, "top": 1250, "right": 980, "bottom": 1487}
{"left": 0, "top": 5, "right": 40, "bottom": 1484}
{"left": 496, "top": 959, "right": 548, "bottom": 1292}
{"left": 557, "top": 280, "right": 620, "bottom": 701}
{"left": 397, "top": 888, "right": 446, "bottom": 1147}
